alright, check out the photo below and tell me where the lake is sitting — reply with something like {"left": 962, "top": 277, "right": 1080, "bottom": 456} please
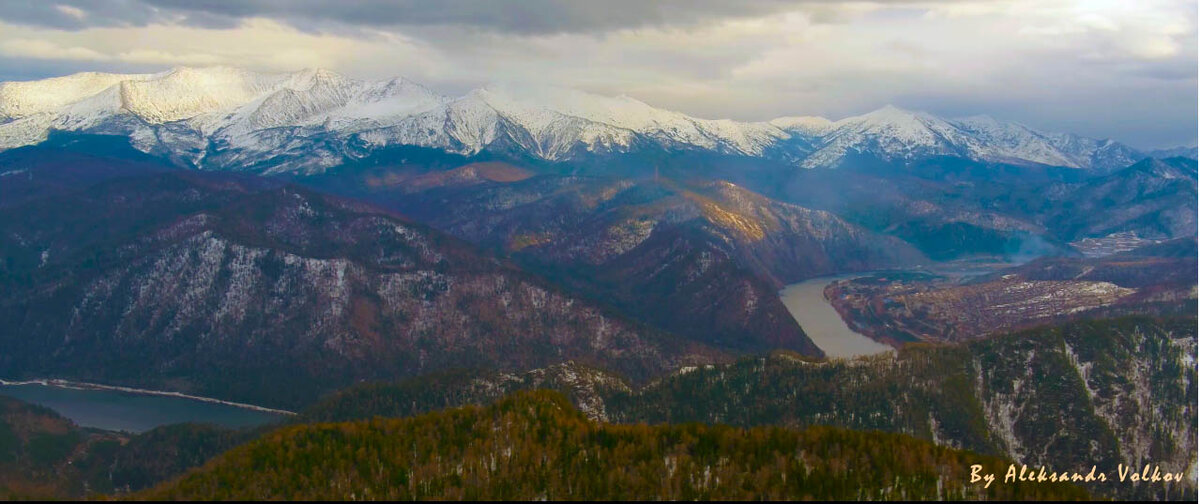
{"left": 779, "top": 275, "right": 894, "bottom": 359}
{"left": 0, "top": 382, "right": 287, "bottom": 433}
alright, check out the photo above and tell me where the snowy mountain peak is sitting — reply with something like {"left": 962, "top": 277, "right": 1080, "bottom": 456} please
{"left": 769, "top": 116, "right": 833, "bottom": 136}
{"left": 793, "top": 104, "right": 1150, "bottom": 170}
{"left": 457, "top": 83, "right": 785, "bottom": 157}
{"left": 0, "top": 66, "right": 1162, "bottom": 173}
{"left": 793, "top": 104, "right": 962, "bottom": 168}
{"left": 843, "top": 104, "right": 943, "bottom": 127}
{"left": 295, "top": 67, "right": 342, "bottom": 79}
{"left": 866, "top": 103, "right": 915, "bottom": 114}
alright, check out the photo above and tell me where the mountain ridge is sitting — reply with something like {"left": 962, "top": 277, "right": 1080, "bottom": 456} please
{"left": 0, "top": 66, "right": 1188, "bottom": 174}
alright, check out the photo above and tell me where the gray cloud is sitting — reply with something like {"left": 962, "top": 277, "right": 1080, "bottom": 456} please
{"left": 0, "top": 0, "right": 930, "bottom": 34}
{"left": 0, "top": 1, "right": 159, "bottom": 30}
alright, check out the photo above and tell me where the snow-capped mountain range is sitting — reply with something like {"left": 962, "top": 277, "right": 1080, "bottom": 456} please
{"left": 0, "top": 66, "right": 1185, "bottom": 174}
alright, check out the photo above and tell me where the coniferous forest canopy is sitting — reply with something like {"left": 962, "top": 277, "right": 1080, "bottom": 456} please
{"left": 0, "top": 0, "right": 1196, "bottom": 501}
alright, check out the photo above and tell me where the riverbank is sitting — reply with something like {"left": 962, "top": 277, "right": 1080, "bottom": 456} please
{"left": 0, "top": 378, "right": 295, "bottom": 416}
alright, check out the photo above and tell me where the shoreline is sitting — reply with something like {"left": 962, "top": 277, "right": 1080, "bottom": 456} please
{"left": 778, "top": 273, "right": 895, "bottom": 359}
{"left": 0, "top": 378, "right": 296, "bottom": 416}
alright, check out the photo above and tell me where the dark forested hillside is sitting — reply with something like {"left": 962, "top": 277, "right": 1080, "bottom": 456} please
{"left": 297, "top": 362, "right": 632, "bottom": 424}
{"left": 292, "top": 317, "right": 1198, "bottom": 500}
{"left": 1, "top": 318, "right": 1192, "bottom": 500}
{"left": 0, "top": 394, "right": 107, "bottom": 499}
{"left": 138, "top": 390, "right": 1088, "bottom": 501}
{"left": 609, "top": 317, "right": 1197, "bottom": 500}
{"left": 0, "top": 166, "right": 724, "bottom": 409}
{"left": 0, "top": 394, "right": 266, "bottom": 499}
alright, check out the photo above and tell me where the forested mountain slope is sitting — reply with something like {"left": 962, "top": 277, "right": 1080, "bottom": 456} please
{"left": 298, "top": 317, "right": 1198, "bottom": 500}
{"left": 138, "top": 390, "right": 1088, "bottom": 501}
{"left": 0, "top": 167, "right": 723, "bottom": 408}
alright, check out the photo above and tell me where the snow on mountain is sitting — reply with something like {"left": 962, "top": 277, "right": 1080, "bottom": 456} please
{"left": 1147, "top": 145, "right": 1198, "bottom": 160}
{"left": 769, "top": 116, "right": 834, "bottom": 137}
{"left": 1039, "top": 133, "right": 1144, "bottom": 173}
{"left": 800, "top": 105, "right": 967, "bottom": 169}
{"left": 952, "top": 115, "right": 1078, "bottom": 167}
{"left": 438, "top": 84, "right": 787, "bottom": 158}
{"left": 0, "top": 71, "right": 155, "bottom": 118}
{"left": 329, "top": 77, "right": 448, "bottom": 125}
{"left": 0, "top": 67, "right": 1159, "bottom": 173}
{"left": 123, "top": 66, "right": 295, "bottom": 124}
{"left": 798, "top": 105, "right": 1146, "bottom": 170}
{"left": 200, "top": 70, "right": 447, "bottom": 164}
{"left": 0, "top": 114, "right": 55, "bottom": 148}
{"left": 0, "top": 67, "right": 789, "bottom": 170}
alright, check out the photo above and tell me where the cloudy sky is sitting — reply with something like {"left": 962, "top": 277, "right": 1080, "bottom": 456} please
{"left": 0, "top": 0, "right": 1194, "bottom": 149}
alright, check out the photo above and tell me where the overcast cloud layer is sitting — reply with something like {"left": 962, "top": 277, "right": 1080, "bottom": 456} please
{"left": 0, "top": 0, "right": 1194, "bottom": 148}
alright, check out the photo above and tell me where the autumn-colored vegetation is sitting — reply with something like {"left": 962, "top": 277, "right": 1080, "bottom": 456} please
{"left": 138, "top": 390, "right": 1088, "bottom": 501}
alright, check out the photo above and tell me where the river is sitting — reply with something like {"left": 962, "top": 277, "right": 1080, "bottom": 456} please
{"left": 0, "top": 381, "right": 288, "bottom": 433}
{"left": 779, "top": 274, "right": 894, "bottom": 359}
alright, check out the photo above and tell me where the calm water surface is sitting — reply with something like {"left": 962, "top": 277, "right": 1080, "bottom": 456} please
{"left": 0, "top": 383, "right": 285, "bottom": 433}
{"left": 779, "top": 274, "right": 894, "bottom": 359}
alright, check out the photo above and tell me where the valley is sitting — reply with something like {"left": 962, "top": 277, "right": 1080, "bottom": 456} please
{"left": 369, "top": 174, "right": 924, "bottom": 355}
{"left": 0, "top": 65, "right": 1194, "bottom": 501}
